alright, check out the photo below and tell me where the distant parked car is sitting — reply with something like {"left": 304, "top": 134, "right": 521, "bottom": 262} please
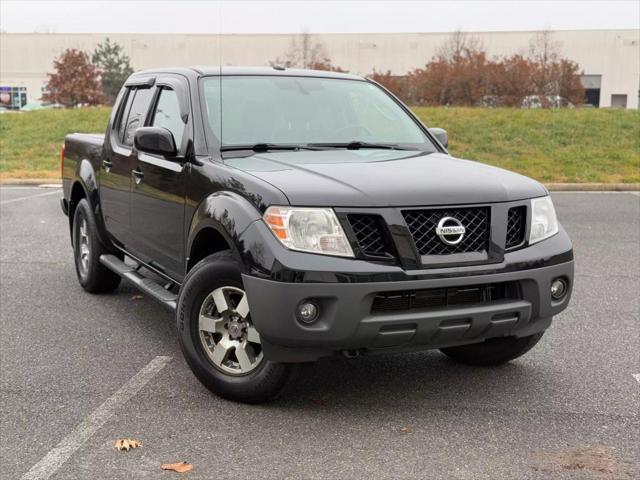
{"left": 20, "top": 101, "right": 63, "bottom": 111}
{"left": 521, "top": 95, "right": 574, "bottom": 109}
{"left": 476, "top": 95, "right": 502, "bottom": 108}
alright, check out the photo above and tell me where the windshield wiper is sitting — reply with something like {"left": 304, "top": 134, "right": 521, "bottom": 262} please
{"left": 307, "top": 141, "right": 407, "bottom": 150}
{"left": 220, "top": 143, "right": 319, "bottom": 152}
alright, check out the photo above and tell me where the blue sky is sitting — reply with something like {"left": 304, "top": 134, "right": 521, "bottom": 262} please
{"left": 1, "top": 0, "right": 639, "bottom": 34}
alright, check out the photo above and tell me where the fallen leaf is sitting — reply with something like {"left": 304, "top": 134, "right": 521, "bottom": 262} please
{"left": 114, "top": 438, "right": 141, "bottom": 451}
{"left": 131, "top": 295, "right": 144, "bottom": 301}
{"left": 531, "top": 445, "right": 632, "bottom": 478}
{"left": 399, "top": 427, "right": 412, "bottom": 434}
{"left": 161, "top": 462, "right": 194, "bottom": 473}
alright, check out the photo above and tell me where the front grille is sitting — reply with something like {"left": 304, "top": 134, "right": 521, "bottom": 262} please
{"left": 402, "top": 207, "right": 490, "bottom": 255}
{"left": 506, "top": 206, "right": 526, "bottom": 249}
{"left": 371, "top": 282, "right": 519, "bottom": 313}
{"left": 347, "top": 214, "right": 393, "bottom": 258}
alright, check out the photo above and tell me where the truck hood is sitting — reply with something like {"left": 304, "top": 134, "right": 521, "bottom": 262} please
{"left": 224, "top": 150, "right": 547, "bottom": 207}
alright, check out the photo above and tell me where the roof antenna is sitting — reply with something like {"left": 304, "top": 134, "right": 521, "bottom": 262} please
{"left": 218, "top": 0, "right": 223, "bottom": 149}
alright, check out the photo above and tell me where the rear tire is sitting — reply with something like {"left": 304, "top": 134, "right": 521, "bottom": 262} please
{"left": 440, "top": 332, "right": 544, "bottom": 366}
{"left": 176, "top": 251, "right": 295, "bottom": 404}
{"left": 72, "top": 199, "right": 121, "bottom": 293}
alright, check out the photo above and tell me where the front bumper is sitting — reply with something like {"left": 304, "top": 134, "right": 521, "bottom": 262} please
{"left": 243, "top": 258, "right": 574, "bottom": 363}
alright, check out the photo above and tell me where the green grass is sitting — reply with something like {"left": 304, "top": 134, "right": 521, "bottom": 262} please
{"left": 0, "top": 107, "right": 111, "bottom": 180}
{"left": 0, "top": 106, "right": 638, "bottom": 182}
{"left": 413, "top": 107, "right": 640, "bottom": 183}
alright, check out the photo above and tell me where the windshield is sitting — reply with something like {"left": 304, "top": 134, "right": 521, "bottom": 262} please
{"left": 200, "top": 75, "right": 436, "bottom": 150}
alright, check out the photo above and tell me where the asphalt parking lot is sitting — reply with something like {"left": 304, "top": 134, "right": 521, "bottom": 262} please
{"left": 1, "top": 187, "right": 638, "bottom": 480}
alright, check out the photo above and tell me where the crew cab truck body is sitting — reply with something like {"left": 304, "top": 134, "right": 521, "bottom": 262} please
{"left": 61, "top": 67, "right": 574, "bottom": 403}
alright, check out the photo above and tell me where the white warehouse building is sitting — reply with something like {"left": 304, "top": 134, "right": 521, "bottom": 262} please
{"left": 0, "top": 29, "right": 638, "bottom": 108}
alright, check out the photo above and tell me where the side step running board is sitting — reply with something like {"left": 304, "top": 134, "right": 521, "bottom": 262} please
{"left": 100, "top": 254, "right": 177, "bottom": 312}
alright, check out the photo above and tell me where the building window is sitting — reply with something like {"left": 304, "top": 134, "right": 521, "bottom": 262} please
{"left": 580, "top": 74, "right": 602, "bottom": 108}
{"left": 611, "top": 94, "right": 627, "bottom": 108}
{"left": 584, "top": 89, "right": 600, "bottom": 108}
{"left": 0, "top": 86, "right": 28, "bottom": 110}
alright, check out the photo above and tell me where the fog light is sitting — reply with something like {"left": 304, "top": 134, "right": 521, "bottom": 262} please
{"left": 551, "top": 278, "right": 567, "bottom": 300}
{"left": 297, "top": 301, "right": 319, "bottom": 324}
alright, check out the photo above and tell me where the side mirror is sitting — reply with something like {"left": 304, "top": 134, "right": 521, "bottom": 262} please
{"left": 428, "top": 127, "right": 448, "bottom": 149}
{"left": 134, "top": 127, "right": 177, "bottom": 157}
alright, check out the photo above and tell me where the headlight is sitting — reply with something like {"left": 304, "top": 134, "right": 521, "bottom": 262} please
{"left": 263, "top": 206, "right": 354, "bottom": 257}
{"left": 529, "top": 196, "right": 559, "bottom": 245}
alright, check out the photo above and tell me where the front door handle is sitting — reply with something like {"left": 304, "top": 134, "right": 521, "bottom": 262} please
{"left": 132, "top": 168, "right": 144, "bottom": 185}
{"left": 102, "top": 159, "right": 112, "bottom": 172}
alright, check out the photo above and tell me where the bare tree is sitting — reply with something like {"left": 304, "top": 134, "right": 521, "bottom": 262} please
{"left": 527, "top": 29, "right": 569, "bottom": 100}
{"left": 437, "top": 30, "right": 484, "bottom": 62}
{"left": 528, "top": 29, "right": 561, "bottom": 67}
{"left": 271, "top": 30, "right": 325, "bottom": 68}
{"left": 270, "top": 29, "right": 345, "bottom": 71}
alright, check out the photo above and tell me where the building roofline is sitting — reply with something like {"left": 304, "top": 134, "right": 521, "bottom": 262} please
{"left": 1, "top": 28, "right": 638, "bottom": 36}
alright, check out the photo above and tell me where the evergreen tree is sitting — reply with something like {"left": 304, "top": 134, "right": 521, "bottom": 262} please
{"left": 92, "top": 38, "right": 134, "bottom": 105}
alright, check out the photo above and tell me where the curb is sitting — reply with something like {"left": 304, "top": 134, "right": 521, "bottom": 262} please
{"left": 545, "top": 183, "right": 640, "bottom": 192}
{"left": 0, "top": 179, "right": 61, "bottom": 186}
{"left": 0, "top": 179, "right": 638, "bottom": 192}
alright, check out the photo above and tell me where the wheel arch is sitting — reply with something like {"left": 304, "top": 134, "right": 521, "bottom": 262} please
{"left": 68, "top": 179, "right": 90, "bottom": 244}
{"left": 187, "top": 227, "right": 231, "bottom": 271}
{"left": 186, "top": 191, "right": 263, "bottom": 273}
{"left": 68, "top": 159, "right": 110, "bottom": 249}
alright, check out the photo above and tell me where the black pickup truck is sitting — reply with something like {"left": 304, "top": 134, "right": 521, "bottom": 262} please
{"left": 61, "top": 67, "right": 574, "bottom": 403}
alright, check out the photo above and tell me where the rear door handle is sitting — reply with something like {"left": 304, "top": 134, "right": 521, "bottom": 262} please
{"left": 132, "top": 168, "right": 144, "bottom": 185}
{"left": 102, "top": 159, "right": 112, "bottom": 172}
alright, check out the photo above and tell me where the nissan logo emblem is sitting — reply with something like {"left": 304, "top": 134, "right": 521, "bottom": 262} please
{"left": 435, "top": 217, "right": 466, "bottom": 245}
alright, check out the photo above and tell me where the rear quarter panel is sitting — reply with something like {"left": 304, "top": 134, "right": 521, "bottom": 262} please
{"left": 62, "top": 133, "right": 105, "bottom": 201}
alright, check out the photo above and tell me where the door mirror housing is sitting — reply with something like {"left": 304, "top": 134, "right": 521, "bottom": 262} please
{"left": 134, "top": 127, "right": 177, "bottom": 157}
{"left": 428, "top": 127, "right": 448, "bottom": 149}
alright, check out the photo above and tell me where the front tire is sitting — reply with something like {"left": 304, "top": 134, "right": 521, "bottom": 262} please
{"left": 176, "top": 251, "right": 295, "bottom": 403}
{"left": 72, "top": 199, "right": 121, "bottom": 293}
{"left": 440, "top": 332, "right": 544, "bottom": 366}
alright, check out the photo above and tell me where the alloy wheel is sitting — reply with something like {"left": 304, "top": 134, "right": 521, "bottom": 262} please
{"left": 78, "top": 216, "right": 90, "bottom": 276}
{"left": 198, "top": 286, "right": 263, "bottom": 375}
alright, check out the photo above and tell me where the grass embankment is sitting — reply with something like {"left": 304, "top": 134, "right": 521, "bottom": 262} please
{"left": 0, "top": 106, "right": 638, "bottom": 183}
{"left": 0, "top": 107, "right": 111, "bottom": 180}
{"left": 413, "top": 107, "right": 640, "bottom": 183}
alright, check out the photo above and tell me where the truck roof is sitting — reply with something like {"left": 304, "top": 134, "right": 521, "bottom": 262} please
{"left": 129, "top": 66, "right": 365, "bottom": 81}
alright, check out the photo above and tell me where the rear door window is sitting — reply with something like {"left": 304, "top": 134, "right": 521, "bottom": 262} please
{"left": 122, "top": 88, "right": 153, "bottom": 146}
{"left": 116, "top": 89, "right": 135, "bottom": 143}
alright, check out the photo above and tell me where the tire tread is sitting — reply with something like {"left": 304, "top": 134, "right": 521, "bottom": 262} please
{"left": 73, "top": 199, "right": 121, "bottom": 293}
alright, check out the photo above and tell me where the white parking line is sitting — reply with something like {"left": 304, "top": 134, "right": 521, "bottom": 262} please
{"left": 20, "top": 356, "right": 172, "bottom": 480}
{"left": 0, "top": 190, "right": 61, "bottom": 205}
{"left": 634, "top": 374, "right": 640, "bottom": 384}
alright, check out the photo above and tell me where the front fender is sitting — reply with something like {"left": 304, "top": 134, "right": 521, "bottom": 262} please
{"left": 186, "top": 191, "right": 263, "bottom": 264}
